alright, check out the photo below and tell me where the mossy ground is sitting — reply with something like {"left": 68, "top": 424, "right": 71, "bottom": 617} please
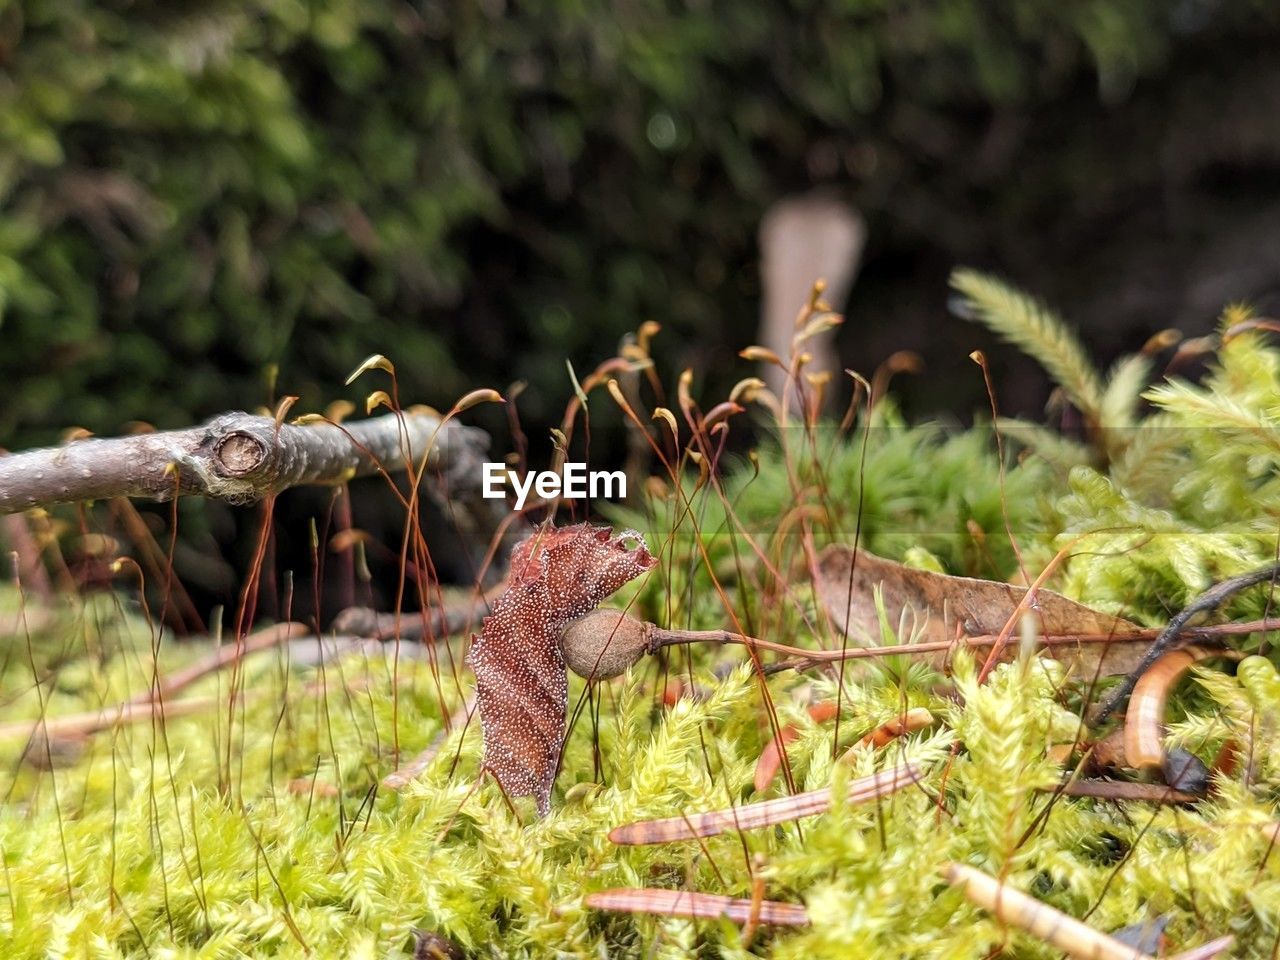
{"left": 1, "top": 584, "right": 1277, "bottom": 958}
{"left": 2, "top": 291, "right": 1280, "bottom": 957}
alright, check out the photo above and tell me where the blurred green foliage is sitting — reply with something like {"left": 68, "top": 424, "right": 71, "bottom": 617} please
{"left": 0, "top": 0, "right": 1270, "bottom": 445}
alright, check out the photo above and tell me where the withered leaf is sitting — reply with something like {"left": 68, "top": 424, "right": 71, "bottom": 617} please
{"left": 815, "top": 545, "right": 1146, "bottom": 676}
{"left": 466, "top": 523, "right": 655, "bottom": 814}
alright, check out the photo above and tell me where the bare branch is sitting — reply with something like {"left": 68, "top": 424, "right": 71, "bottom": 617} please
{"left": 0, "top": 409, "right": 491, "bottom": 513}
{"left": 332, "top": 596, "right": 494, "bottom": 641}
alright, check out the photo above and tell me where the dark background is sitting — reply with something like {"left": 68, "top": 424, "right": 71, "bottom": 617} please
{"left": 2, "top": 1, "right": 1278, "bottom": 621}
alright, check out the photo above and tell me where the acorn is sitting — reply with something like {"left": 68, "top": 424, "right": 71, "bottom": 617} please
{"left": 559, "top": 608, "right": 653, "bottom": 680}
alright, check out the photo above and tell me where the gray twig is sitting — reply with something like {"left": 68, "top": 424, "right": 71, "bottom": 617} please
{"left": 1091, "top": 561, "right": 1280, "bottom": 724}
{"left": 0, "top": 410, "right": 490, "bottom": 514}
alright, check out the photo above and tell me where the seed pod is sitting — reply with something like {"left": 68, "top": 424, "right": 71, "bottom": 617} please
{"left": 559, "top": 608, "right": 651, "bottom": 680}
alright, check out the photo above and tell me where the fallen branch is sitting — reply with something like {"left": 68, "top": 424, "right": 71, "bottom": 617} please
{"left": 2, "top": 693, "right": 237, "bottom": 742}
{"left": 127, "top": 621, "right": 309, "bottom": 705}
{"left": 0, "top": 409, "right": 491, "bottom": 513}
{"left": 3, "top": 635, "right": 394, "bottom": 743}
{"left": 333, "top": 597, "right": 494, "bottom": 642}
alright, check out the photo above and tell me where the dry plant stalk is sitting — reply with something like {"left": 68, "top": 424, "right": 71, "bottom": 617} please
{"left": 944, "top": 862, "right": 1155, "bottom": 960}
{"left": 598, "top": 609, "right": 1278, "bottom": 680}
{"left": 946, "top": 863, "right": 1234, "bottom": 960}
{"left": 383, "top": 696, "right": 476, "bottom": 790}
{"left": 609, "top": 763, "right": 920, "bottom": 845}
{"left": 584, "top": 888, "right": 809, "bottom": 927}
{"left": 762, "top": 620, "right": 1278, "bottom": 675}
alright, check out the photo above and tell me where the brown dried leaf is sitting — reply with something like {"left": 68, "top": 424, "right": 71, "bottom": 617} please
{"left": 466, "top": 523, "right": 655, "bottom": 814}
{"left": 815, "top": 546, "right": 1146, "bottom": 676}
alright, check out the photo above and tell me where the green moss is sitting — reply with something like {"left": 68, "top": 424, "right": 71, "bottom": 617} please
{"left": 3, "top": 287, "right": 1280, "bottom": 956}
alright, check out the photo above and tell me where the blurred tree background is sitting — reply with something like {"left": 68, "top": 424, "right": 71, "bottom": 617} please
{"left": 2, "top": 0, "right": 1279, "bottom": 620}
{"left": 3, "top": 0, "right": 1279, "bottom": 448}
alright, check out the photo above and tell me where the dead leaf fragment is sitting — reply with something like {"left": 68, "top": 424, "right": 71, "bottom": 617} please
{"left": 816, "top": 546, "right": 1146, "bottom": 676}
{"left": 466, "top": 523, "right": 655, "bottom": 814}
{"left": 753, "top": 700, "right": 838, "bottom": 792}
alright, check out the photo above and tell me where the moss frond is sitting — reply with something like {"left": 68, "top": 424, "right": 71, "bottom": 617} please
{"left": 950, "top": 268, "right": 1104, "bottom": 420}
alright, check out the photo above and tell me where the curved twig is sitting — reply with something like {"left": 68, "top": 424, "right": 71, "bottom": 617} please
{"left": 1124, "top": 645, "right": 1244, "bottom": 792}
{"left": 1092, "top": 562, "right": 1280, "bottom": 724}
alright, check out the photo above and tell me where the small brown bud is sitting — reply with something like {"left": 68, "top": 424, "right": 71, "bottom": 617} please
{"left": 559, "top": 608, "right": 651, "bottom": 680}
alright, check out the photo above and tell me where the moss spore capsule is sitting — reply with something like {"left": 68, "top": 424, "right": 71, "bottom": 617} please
{"left": 559, "top": 608, "right": 651, "bottom": 680}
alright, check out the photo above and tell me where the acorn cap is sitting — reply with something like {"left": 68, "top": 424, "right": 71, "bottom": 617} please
{"left": 559, "top": 608, "right": 651, "bottom": 681}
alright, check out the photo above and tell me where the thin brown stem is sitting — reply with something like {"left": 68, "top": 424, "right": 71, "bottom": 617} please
{"left": 650, "top": 619, "right": 1280, "bottom": 672}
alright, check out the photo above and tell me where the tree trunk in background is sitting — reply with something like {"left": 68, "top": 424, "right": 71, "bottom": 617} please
{"left": 758, "top": 193, "right": 866, "bottom": 409}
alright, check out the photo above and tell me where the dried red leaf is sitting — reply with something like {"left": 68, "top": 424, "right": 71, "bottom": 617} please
{"left": 753, "top": 724, "right": 801, "bottom": 792}
{"left": 752, "top": 700, "right": 839, "bottom": 792}
{"left": 847, "top": 707, "right": 935, "bottom": 752}
{"left": 466, "top": 523, "right": 655, "bottom": 814}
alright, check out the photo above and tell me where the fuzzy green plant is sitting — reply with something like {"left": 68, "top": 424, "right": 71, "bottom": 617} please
{"left": 4, "top": 299, "right": 1280, "bottom": 956}
{"left": 2, "top": 576, "right": 1277, "bottom": 957}
{"left": 610, "top": 403, "right": 1053, "bottom": 647}
{"left": 952, "top": 270, "right": 1280, "bottom": 627}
